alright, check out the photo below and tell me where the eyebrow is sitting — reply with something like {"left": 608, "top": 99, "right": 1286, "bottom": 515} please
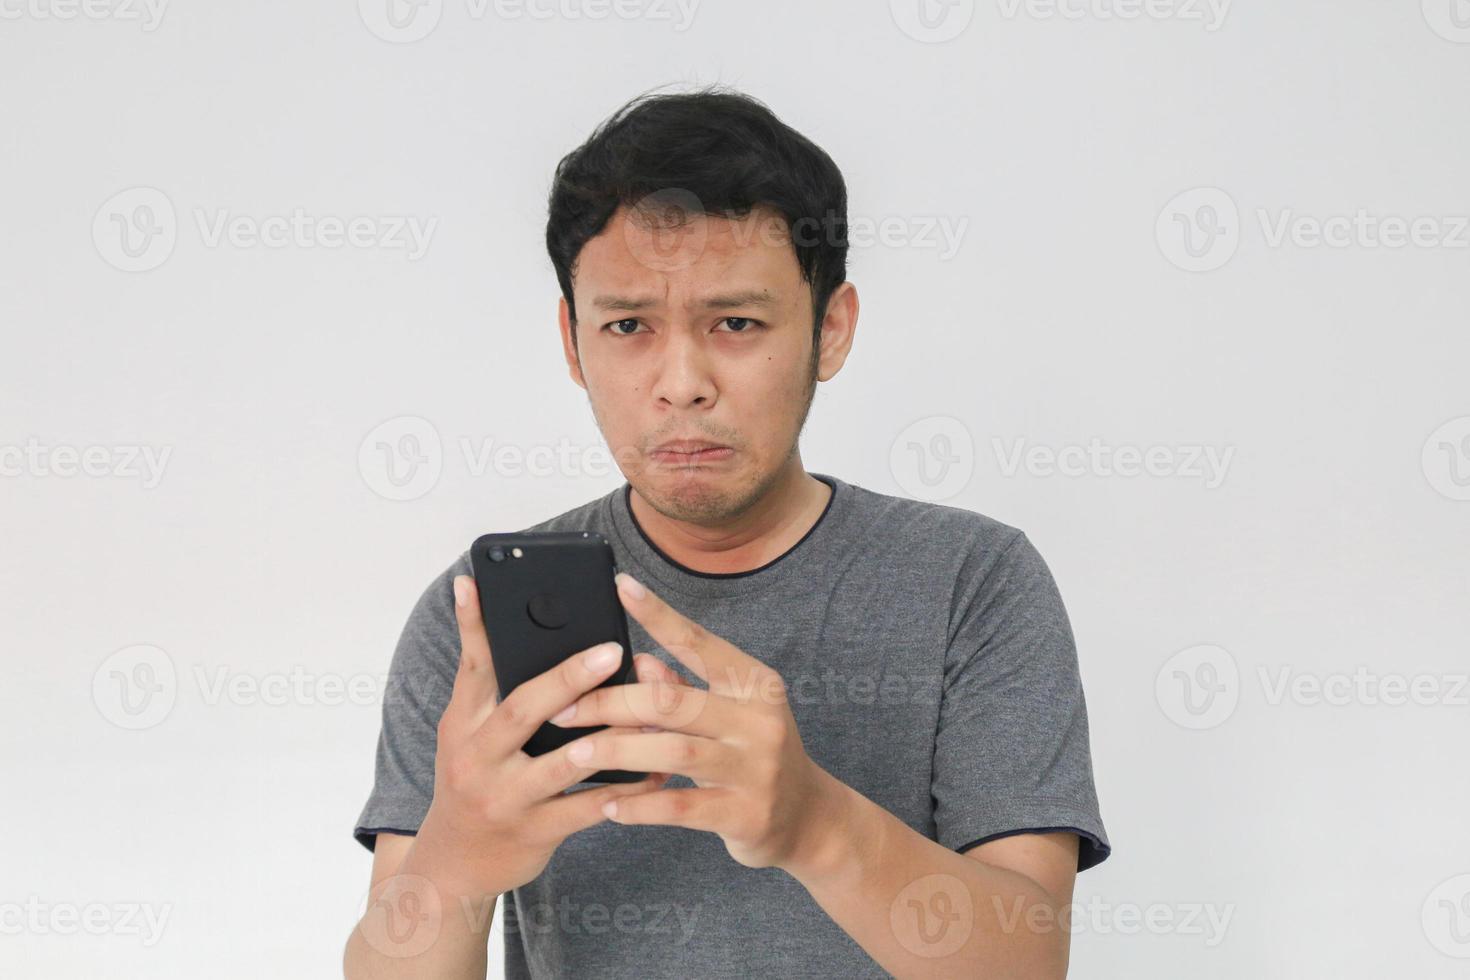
{"left": 589, "top": 289, "right": 777, "bottom": 313}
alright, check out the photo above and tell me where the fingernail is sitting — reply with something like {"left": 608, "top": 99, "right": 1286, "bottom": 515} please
{"left": 584, "top": 642, "right": 620, "bottom": 672}
{"left": 601, "top": 800, "right": 618, "bottom": 819}
{"left": 569, "top": 740, "right": 594, "bottom": 764}
{"left": 550, "top": 703, "right": 576, "bottom": 725}
{"left": 453, "top": 577, "right": 470, "bottom": 607}
{"left": 615, "top": 572, "right": 647, "bottom": 600}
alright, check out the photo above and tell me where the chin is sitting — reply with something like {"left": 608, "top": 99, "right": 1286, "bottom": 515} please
{"left": 640, "top": 464, "right": 749, "bottom": 523}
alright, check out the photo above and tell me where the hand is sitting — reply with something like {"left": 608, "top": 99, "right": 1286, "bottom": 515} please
{"left": 546, "top": 572, "right": 847, "bottom": 876}
{"left": 409, "top": 574, "right": 672, "bottom": 900}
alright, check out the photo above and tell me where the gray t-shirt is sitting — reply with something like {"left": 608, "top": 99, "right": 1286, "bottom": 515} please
{"left": 353, "top": 471, "right": 1110, "bottom": 978}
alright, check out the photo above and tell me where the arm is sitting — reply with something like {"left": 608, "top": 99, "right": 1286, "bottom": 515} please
{"left": 558, "top": 546, "right": 1107, "bottom": 977}
{"left": 556, "top": 569, "right": 1098, "bottom": 978}
{"left": 784, "top": 770, "right": 1079, "bottom": 978}
{"left": 779, "top": 530, "right": 1099, "bottom": 976}
{"left": 344, "top": 573, "right": 674, "bottom": 979}
{"left": 342, "top": 831, "right": 493, "bottom": 979}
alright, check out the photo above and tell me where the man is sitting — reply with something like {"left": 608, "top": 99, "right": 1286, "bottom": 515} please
{"left": 345, "top": 86, "right": 1110, "bottom": 979}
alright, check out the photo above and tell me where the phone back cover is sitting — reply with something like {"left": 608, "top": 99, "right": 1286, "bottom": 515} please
{"left": 469, "top": 531, "right": 642, "bottom": 783}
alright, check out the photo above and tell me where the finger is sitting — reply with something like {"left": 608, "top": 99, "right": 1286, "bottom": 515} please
{"left": 601, "top": 786, "right": 735, "bottom": 833}
{"left": 548, "top": 681, "right": 740, "bottom": 738}
{"left": 442, "top": 574, "right": 499, "bottom": 732}
{"left": 474, "top": 639, "right": 627, "bottom": 757}
{"left": 632, "top": 654, "right": 688, "bottom": 733}
{"left": 633, "top": 652, "right": 687, "bottom": 686}
{"left": 516, "top": 723, "right": 669, "bottom": 801}
{"left": 615, "top": 573, "right": 772, "bottom": 699}
{"left": 531, "top": 771, "right": 674, "bottom": 841}
{"left": 561, "top": 730, "right": 735, "bottom": 783}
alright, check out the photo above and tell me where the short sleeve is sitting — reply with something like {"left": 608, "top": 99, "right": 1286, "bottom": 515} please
{"left": 932, "top": 530, "right": 1111, "bottom": 872}
{"left": 351, "top": 553, "right": 470, "bottom": 852}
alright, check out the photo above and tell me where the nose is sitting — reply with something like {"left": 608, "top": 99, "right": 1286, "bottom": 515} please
{"left": 651, "top": 328, "right": 716, "bottom": 409}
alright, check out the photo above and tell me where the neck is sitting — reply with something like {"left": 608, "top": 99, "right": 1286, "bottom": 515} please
{"left": 627, "top": 458, "right": 832, "bottom": 575}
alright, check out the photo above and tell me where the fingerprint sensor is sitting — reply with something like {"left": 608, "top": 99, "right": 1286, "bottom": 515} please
{"left": 526, "top": 592, "right": 571, "bottom": 629}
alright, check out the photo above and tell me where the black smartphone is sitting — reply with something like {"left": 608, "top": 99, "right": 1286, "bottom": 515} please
{"left": 469, "top": 530, "right": 646, "bottom": 784}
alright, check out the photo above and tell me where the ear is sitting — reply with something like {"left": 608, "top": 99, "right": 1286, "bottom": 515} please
{"left": 558, "top": 295, "right": 587, "bottom": 390}
{"left": 814, "top": 281, "right": 858, "bottom": 382}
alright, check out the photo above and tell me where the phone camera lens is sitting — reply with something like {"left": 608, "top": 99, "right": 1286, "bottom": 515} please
{"left": 488, "top": 546, "right": 506, "bottom": 563}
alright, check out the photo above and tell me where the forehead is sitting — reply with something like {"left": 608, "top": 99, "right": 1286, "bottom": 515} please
{"left": 573, "top": 203, "right": 804, "bottom": 306}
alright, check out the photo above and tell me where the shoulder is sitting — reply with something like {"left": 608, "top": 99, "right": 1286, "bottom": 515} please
{"left": 843, "top": 479, "right": 1031, "bottom": 572}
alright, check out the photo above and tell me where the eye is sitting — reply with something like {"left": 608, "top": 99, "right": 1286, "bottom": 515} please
{"left": 604, "top": 318, "right": 645, "bottom": 336}
{"left": 718, "top": 317, "right": 761, "bottom": 333}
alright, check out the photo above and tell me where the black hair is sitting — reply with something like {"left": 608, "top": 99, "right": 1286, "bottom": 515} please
{"left": 546, "top": 85, "right": 848, "bottom": 356}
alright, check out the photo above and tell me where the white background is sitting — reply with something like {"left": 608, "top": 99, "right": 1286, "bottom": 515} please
{"left": 2, "top": 1, "right": 1468, "bottom": 976}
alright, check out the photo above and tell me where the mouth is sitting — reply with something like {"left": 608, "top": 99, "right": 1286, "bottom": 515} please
{"left": 648, "top": 440, "right": 735, "bottom": 465}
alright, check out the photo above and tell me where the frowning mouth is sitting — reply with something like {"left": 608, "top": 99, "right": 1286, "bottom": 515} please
{"left": 648, "top": 441, "right": 735, "bottom": 465}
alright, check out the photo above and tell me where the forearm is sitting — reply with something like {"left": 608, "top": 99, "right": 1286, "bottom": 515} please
{"left": 786, "top": 773, "right": 1068, "bottom": 980}
{"left": 343, "top": 829, "right": 496, "bottom": 980}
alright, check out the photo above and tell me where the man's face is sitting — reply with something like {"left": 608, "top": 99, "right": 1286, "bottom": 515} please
{"left": 560, "top": 203, "right": 821, "bottom": 525}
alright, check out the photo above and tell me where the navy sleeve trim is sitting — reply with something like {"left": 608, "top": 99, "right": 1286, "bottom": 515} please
{"left": 353, "top": 826, "right": 420, "bottom": 854}
{"left": 955, "top": 825, "right": 1112, "bottom": 873}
